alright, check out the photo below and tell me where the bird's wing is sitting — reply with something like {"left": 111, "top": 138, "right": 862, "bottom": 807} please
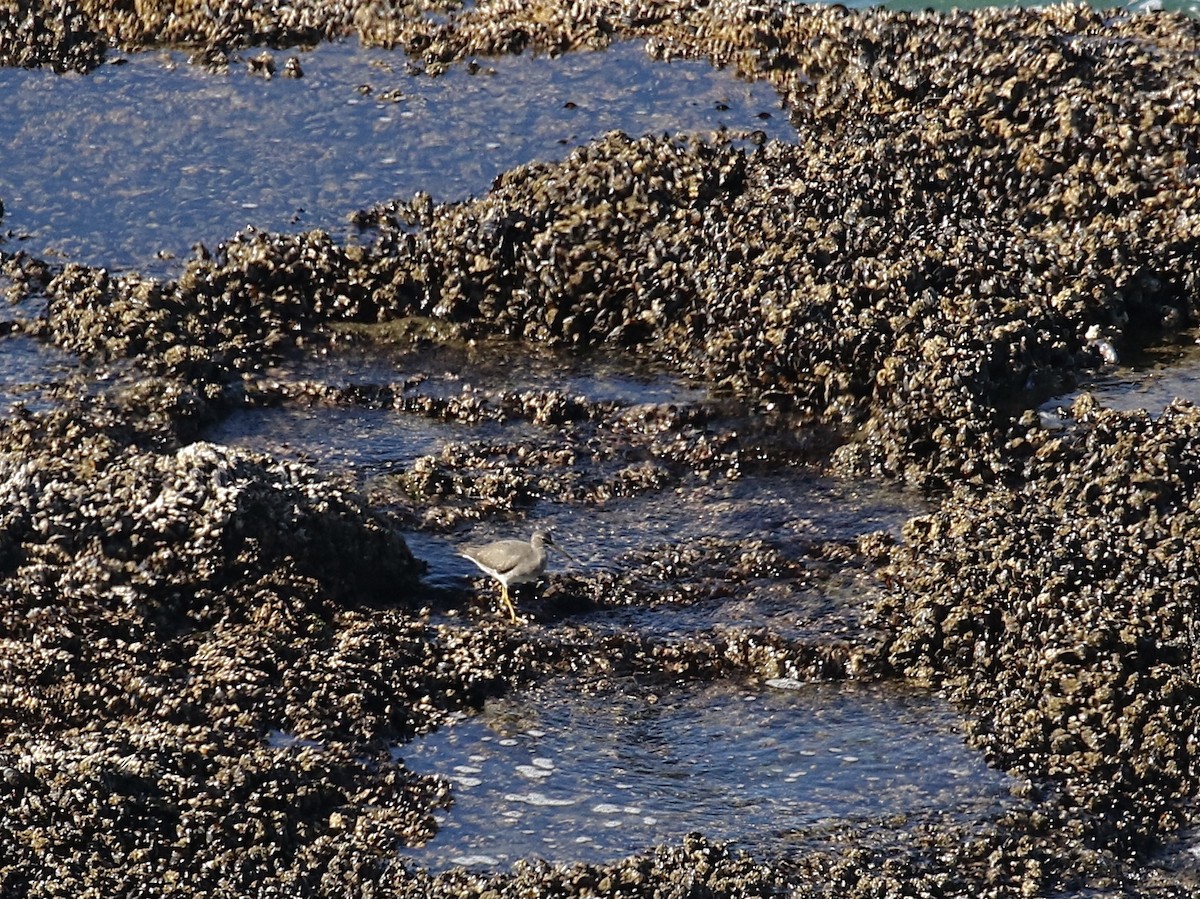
{"left": 463, "top": 540, "right": 527, "bottom": 575}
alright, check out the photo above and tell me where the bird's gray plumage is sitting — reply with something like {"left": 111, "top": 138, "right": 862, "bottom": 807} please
{"left": 460, "top": 531, "right": 562, "bottom": 621}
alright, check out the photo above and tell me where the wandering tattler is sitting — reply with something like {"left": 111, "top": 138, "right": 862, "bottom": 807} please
{"left": 460, "top": 530, "right": 573, "bottom": 621}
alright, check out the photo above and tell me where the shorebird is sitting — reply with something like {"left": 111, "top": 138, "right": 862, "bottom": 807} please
{"left": 460, "top": 530, "right": 572, "bottom": 621}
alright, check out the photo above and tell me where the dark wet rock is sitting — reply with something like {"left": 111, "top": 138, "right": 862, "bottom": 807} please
{"left": 562, "top": 622, "right": 878, "bottom": 685}
{"left": 0, "top": 0, "right": 467, "bottom": 71}
{"left": 416, "top": 833, "right": 785, "bottom": 899}
{"left": 79, "top": 0, "right": 435, "bottom": 55}
{"left": 246, "top": 49, "right": 276, "bottom": 77}
{"left": 355, "top": 98, "right": 1199, "bottom": 485}
{"left": 376, "top": 399, "right": 744, "bottom": 529}
{"left": 360, "top": 131, "right": 748, "bottom": 350}
{"left": 879, "top": 398, "right": 1200, "bottom": 854}
{"left": 772, "top": 798, "right": 1134, "bottom": 899}
{"left": 44, "top": 231, "right": 384, "bottom": 381}
{"left": 0, "top": 400, "right": 420, "bottom": 639}
{"left": 1, "top": 252, "right": 54, "bottom": 307}
{"left": 0, "top": 398, "right": 566, "bottom": 893}
{"left": 350, "top": 4, "right": 1200, "bottom": 487}
{"left": 0, "top": 341, "right": 1176, "bottom": 893}
{"left": 0, "top": 397, "right": 440, "bottom": 736}
{"left": 359, "top": 0, "right": 628, "bottom": 62}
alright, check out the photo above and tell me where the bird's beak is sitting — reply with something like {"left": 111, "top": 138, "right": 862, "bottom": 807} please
{"left": 551, "top": 543, "right": 578, "bottom": 565}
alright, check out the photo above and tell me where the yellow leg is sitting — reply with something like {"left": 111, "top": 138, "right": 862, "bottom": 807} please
{"left": 500, "top": 584, "right": 518, "bottom": 622}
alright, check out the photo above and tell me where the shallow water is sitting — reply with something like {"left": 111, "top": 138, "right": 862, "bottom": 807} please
{"left": 207, "top": 402, "right": 478, "bottom": 469}
{"left": 411, "top": 468, "right": 920, "bottom": 613}
{"left": 206, "top": 337, "right": 707, "bottom": 476}
{"left": 244, "top": 336, "right": 709, "bottom": 406}
{"left": 549, "top": 472, "right": 919, "bottom": 568}
{"left": 1042, "top": 331, "right": 1200, "bottom": 418}
{"left": 397, "top": 677, "right": 1018, "bottom": 870}
{"left": 0, "top": 331, "right": 78, "bottom": 415}
{"left": 208, "top": 336, "right": 923, "bottom": 602}
{"left": 0, "top": 40, "right": 792, "bottom": 277}
{"left": 1146, "top": 828, "right": 1200, "bottom": 891}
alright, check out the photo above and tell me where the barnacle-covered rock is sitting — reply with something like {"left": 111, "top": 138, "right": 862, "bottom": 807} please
{"left": 45, "top": 229, "right": 399, "bottom": 385}
{"left": 10, "top": 2, "right": 1200, "bottom": 896}
{"left": 0, "top": 400, "right": 420, "bottom": 638}
{"left": 31, "top": 2, "right": 1200, "bottom": 488}
{"left": 0, "top": 0, "right": 106, "bottom": 71}
{"left": 879, "top": 399, "right": 1200, "bottom": 852}
{"left": 418, "top": 834, "right": 784, "bottom": 899}
{"left": 0, "top": 721, "right": 449, "bottom": 896}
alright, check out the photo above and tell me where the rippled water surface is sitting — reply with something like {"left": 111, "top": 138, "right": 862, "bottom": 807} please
{"left": 1043, "top": 330, "right": 1200, "bottom": 418}
{"left": 0, "top": 332, "right": 78, "bottom": 415}
{"left": 553, "top": 473, "right": 919, "bottom": 566}
{"left": 205, "top": 337, "right": 708, "bottom": 474}
{"left": 0, "top": 40, "right": 792, "bottom": 276}
{"left": 398, "top": 678, "right": 1018, "bottom": 870}
{"left": 205, "top": 337, "right": 924, "bottom": 603}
